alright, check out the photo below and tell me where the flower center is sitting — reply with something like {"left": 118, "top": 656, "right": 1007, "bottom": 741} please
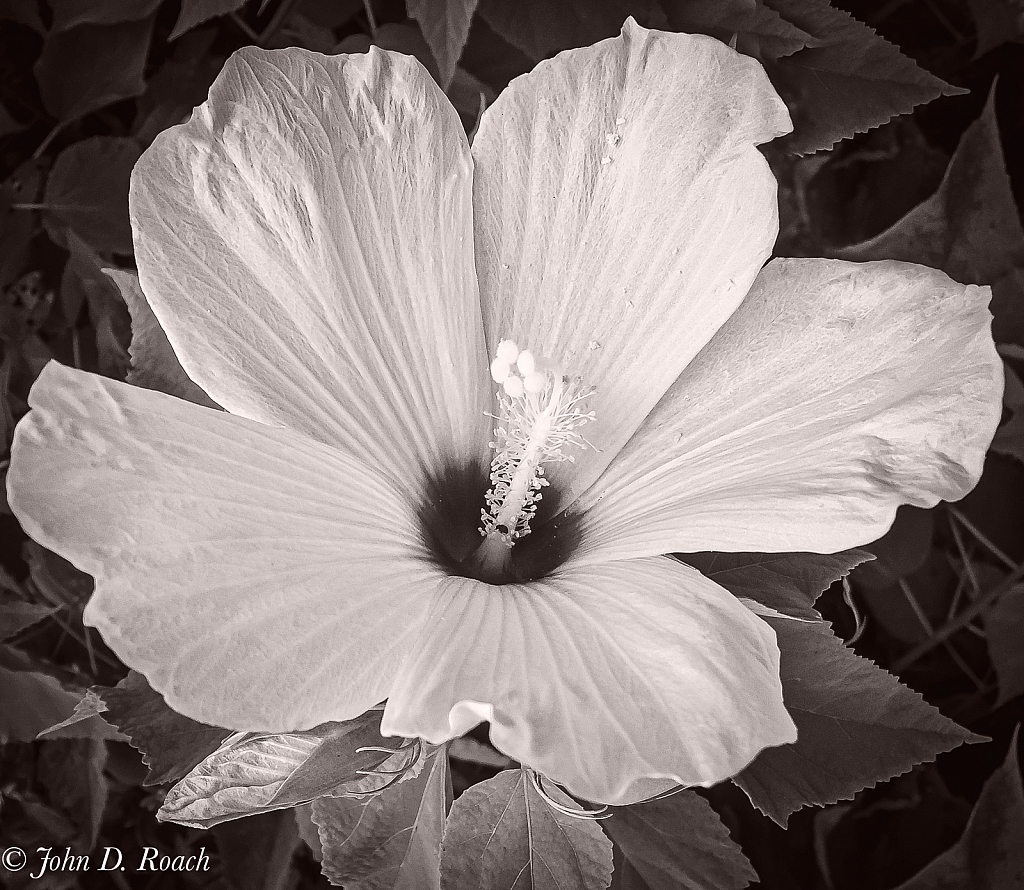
{"left": 471, "top": 339, "right": 594, "bottom": 576}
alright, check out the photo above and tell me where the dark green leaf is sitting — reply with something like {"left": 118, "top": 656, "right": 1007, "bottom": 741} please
{"left": 967, "top": 0, "right": 1024, "bottom": 57}
{"left": 733, "top": 619, "right": 983, "bottom": 826}
{"left": 605, "top": 791, "right": 757, "bottom": 890}
{"left": 44, "top": 136, "right": 140, "bottom": 255}
{"left": 894, "top": 729, "right": 1024, "bottom": 889}
{"left": 24, "top": 539, "right": 93, "bottom": 610}
{"left": 0, "top": 158, "right": 45, "bottom": 291}
{"left": 440, "top": 768, "right": 613, "bottom": 890}
{"left": 50, "top": 0, "right": 162, "bottom": 31}
{"left": 477, "top": 0, "right": 651, "bottom": 61}
{"left": 985, "top": 585, "right": 1024, "bottom": 706}
{"left": 96, "top": 670, "right": 230, "bottom": 785}
{"left": 314, "top": 746, "right": 450, "bottom": 890}
{"left": 0, "top": 594, "right": 57, "bottom": 642}
{"left": 170, "top": 0, "right": 248, "bottom": 40}
{"left": 759, "top": 0, "right": 966, "bottom": 154}
{"left": 214, "top": 809, "right": 303, "bottom": 890}
{"left": 662, "top": 0, "right": 818, "bottom": 59}
{"left": 680, "top": 550, "right": 871, "bottom": 618}
{"left": 0, "top": 658, "right": 81, "bottom": 743}
{"left": 39, "top": 738, "right": 108, "bottom": 850}
{"left": 407, "top": 0, "right": 480, "bottom": 87}
{"left": 835, "top": 82, "right": 1024, "bottom": 284}
{"left": 34, "top": 18, "right": 154, "bottom": 125}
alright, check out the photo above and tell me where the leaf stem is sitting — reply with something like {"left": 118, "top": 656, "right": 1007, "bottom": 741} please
{"left": 893, "top": 559, "right": 1024, "bottom": 673}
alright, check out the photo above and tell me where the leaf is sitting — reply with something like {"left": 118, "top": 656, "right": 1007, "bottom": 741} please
{"left": 171, "top": 0, "right": 248, "bottom": 40}
{"left": 985, "top": 585, "right": 1024, "bottom": 706}
{"left": 24, "top": 539, "right": 93, "bottom": 610}
{"left": 62, "top": 231, "right": 132, "bottom": 378}
{"left": 855, "top": 506, "right": 935, "bottom": 589}
{"left": 733, "top": 619, "right": 983, "bottom": 826}
{"left": 159, "top": 712, "right": 396, "bottom": 828}
{"left": 0, "top": 659, "right": 81, "bottom": 743}
{"left": 106, "top": 269, "right": 220, "bottom": 408}
{"left": 662, "top": 0, "right": 818, "bottom": 59}
{"left": 39, "top": 738, "right": 109, "bottom": 851}
{"left": 440, "top": 768, "right": 613, "bottom": 890}
{"left": 680, "top": 550, "right": 871, "bottom": 618}
{"left": 835, "top": 82, "right": 1024, "bottom": 285}
{"left": 313, "top": 746, "right": 451, "bottom": 890}
{"left": 0, "top": 594, "right": 58, "bottom": 642}
{"left": 37, "top": 689, "right": 130, "bottom": 742}
{"left": 604, "top": 791, "right": 757, "bottom": 890}
{"left": 758, "top": 0, "right": 966, "bottom": 154}
{"left": 968, "top": 0, "right": 1024, "bottom": 56}
{"left": 214, "top": 809, "right": 303, "bottom": 890}
{"left": 96, "top": 670, "right": 230, "bottom": 785}
{"left": 44, "top": 137, "right": 140, "bottom": 255}
{"left": 476, "top": 0, "right": 650, "bottom": 61}
{"left": 50, "top": 0, "right": 163, "bottom": 31}
{"left": 894, "top": 728, "right": 1024, "bottom": 890}
{"left": 449, "top": 736, "right": 515, "bottom": 770}
{"left": 34, "top": 18, "right": 154, "bottom": 125}
{"left": 0, "top": 158, "right": 45, "bottom": 290}
{"left": 407, "top": 0, "right": 479, "bottom": 87}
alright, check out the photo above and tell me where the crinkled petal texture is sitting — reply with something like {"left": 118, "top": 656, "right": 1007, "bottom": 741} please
{"left": 577, "top": 259, "right": 1003, "bottom": 561}
{"left": 8, "top": 363, "right": 441, "bottom": 731}
{"left": 381, "top": 556, "right": 796, "bottom": 805}
{"left": 472, "top": 19, "right": 792, "bottom": 503}
{"left": 130, "top": 46, "right": 490, "bottom": 494}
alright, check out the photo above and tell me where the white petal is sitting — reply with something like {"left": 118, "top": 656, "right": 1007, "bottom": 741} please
{"left": 472, "top": 19, "right": 791, "bottom": 505}
{"left": 131, "top": 47, "right": 490, "bottom": 493}
{"left": 380, "top": 556, "right": 795, "bottom": 806}
{"left": 578, "top": 259, "right": 1003, "bottom": 560}
{"left": 8, "top": 363, "right": 442, "bottom": 731}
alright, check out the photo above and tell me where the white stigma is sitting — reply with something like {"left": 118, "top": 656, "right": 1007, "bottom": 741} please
{"left": 479, "top": 339, "right": 595, "bottom": 548}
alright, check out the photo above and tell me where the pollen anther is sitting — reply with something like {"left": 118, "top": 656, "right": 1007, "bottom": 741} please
{"left": 479, "top": 341, "right": 595, "bottom": 548}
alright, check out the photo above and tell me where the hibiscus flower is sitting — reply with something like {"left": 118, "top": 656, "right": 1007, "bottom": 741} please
{"left": 7, "top": 20, "right": 1001, "bottom": 806}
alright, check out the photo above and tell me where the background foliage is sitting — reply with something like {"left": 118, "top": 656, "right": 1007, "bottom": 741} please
{"left": 1, "top": 0, "right": 1023, "bottom": 888}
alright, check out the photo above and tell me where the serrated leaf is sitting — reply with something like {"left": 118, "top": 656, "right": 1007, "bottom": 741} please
{"left": 0, "top": 594, "right": 58, "bottom": 642}
{"left": 34, "top": 18, "right": 154, "bottom": 125}
{"left": 680, "top": 550, "right": 871, "bottom": 618}
{"left": 985, "top": 585, "right": 1024, "bottom": 706}
{"left": 604, "top": 791, "right": 757, "bottom": 890}
{"left": 313, "top": 746, "right": 450, "bottom": 890}
{"left": 663, "top": 0, "right": 818, "bottom": 59}
{"left": 37, "top": 689, "right": 130, "bottom": 742}
{"left": 440, "top": 768, "right": 613, "bottom": 890}
{"left": 733, "top": 619, "right": 982, "bottom": 826}
{"left": 106, "top": 269, "right": 220, "bottom": 407}
{"left": 477, "top": 0, "right": 649, "bottom": 61}
{"left": 759, "top": 0, "right": 965, "bottom": 154}
{"left": 894, "top": 729, "right": 1024, "bottom": 890}
{"left": 407, "top": 0, "right": 479, "bottom": 87}
{"left": 0, "top": 659, "right": 81, "bottom": 743}
{"left": 96, "top": 670, "right": 230, "bottom": 785}
{"left": 159, "top": 712, "right": 395, "bottom": 828}
{"left": 44, "top": 137, "right": 140, "bottom": 255}
{"left": 50, "top": 0, "right": 162, "bottom": 31}
{"left": 835, "top": 82, "right": 1024, "bottom": 286}
{"left": 171, "top": 0, "right": 248, "bottom": 40}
